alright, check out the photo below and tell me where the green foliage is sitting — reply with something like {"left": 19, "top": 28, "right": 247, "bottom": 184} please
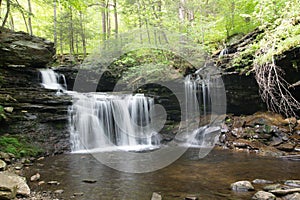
{"left": 0, "top": 135, "right": 43, "bottom": 158}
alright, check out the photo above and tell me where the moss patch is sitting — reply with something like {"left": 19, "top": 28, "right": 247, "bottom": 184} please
{"left": 0, "top": 135, "right": 43, "bottom": 158}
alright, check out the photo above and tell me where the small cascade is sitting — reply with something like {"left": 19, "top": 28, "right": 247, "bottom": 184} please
{"left": 184, "top": 74, "right": 220, "bottom": 147}
{"left": 184, "top": 74, "right": 211, "bottom": 120}
{"left": 69, "top": 93, "right": 159, "bottom": 152}
{"left": 39, "top": 69, "right": 67, "bottom": 91}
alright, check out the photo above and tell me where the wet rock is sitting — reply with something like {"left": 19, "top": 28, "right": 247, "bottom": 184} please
{"left": 0, "top": 159, "right": 7, "bottom": 171}
{"left": 14, "top": 166, "right": 22, "bottom": 170}
{"left": 38, "top": 181, "right": 45, "bottom": 186}
{"left": 283, "top": 192, "right": 300, "bottom": 200}
{"left": 284, "top": 180, "right": 300, "bottom": 188}
{"left": 252, "top": 179, "right": 274, "bottom": 184}
{"left": 30, "top": 173, "right": 40, "bottom": 182}
{"left": 82, "top": 179, "right": 97, "bottom": 183}
{"left": 4, "top": 107, "right": 13, "bottom": 113}
{"left": 54, "top": 189, "right": 64, "bottom": 194}
{"left": 263, "top": 184, "right": 282, "bottom": 191}
{"left": 37, "top": 157, "right": 45, "bottom": 161}
{"left": 270, "top": 136, "right": 283, "bottom": 146}
{"left": 47, "top": 181, "right": 60, "bottom": 185}
{"left": 252, "top": 191, "right": 276, "bottom": 200}
{"left": 185, "top": 196, "right": 198, "bottom": 200}
{"left": 151, "top": 192, "right": 162, "bottom": 200}
{"left": 231, "top": 181, "right": 254, "bottom": 192}
{"left": 270, "top": 188, "right": 300, "bottom": 195}
{"left": 231, "top": 127, "right": 244, "bottom": 138}
{"left": 0, "top": 172, "right": 30, "bottom": 197}
{"left": 73, "top": 192, "right": 84, "bottom": 196}
{"left": 277, "top": 143, "right": 295, "bottom": 152}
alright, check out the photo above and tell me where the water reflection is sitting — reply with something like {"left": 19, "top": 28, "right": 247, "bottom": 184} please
{"left": 26, "top": 148, "right": 300, "bottom": 200}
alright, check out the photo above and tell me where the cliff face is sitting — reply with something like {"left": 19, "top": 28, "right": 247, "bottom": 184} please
{"left": 0, "top": 28, "right": 55, "bottom": 67}
{"left": 0, "top": 30, "right": 70, "bottom": 155}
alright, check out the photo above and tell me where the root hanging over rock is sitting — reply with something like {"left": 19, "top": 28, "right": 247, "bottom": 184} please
{"left": 254, "top": 57, "right": 300, "bottom": 117}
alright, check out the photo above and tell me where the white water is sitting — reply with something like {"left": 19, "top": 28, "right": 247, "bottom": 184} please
{"left": 69, "top": 93, "right": 160, "bottom": 152}
{"left": 40, "top": 69, "right": 67, "bottom": 91}
{"left": 39, "top": 68, "right": 219, "bottom": 152}
{"left": 184, "top": 74, "right": 220, "bottom": 147}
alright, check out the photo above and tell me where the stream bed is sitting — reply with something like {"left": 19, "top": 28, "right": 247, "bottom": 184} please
{"left": 25, "top": 148, "right": 300, "bottom": 200}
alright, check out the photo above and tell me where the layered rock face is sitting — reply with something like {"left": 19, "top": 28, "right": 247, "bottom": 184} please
{"left": 0, "top": 28, "right": 55, "bottom": 67}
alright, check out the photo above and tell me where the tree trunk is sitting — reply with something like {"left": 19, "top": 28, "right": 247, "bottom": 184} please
{"left": 101, "top": 0, "right": 107, "bottom": 42}
{"left": 53, "top": 0, "right": 57, "bottom": 49}
{"left": 179, "top": 0, "right": 186, "bottom": 23}
{"left": 106, "top": 1, "right": 111, "bottom": 39}
{"left": 1, "top": 0, "right": 10, "bottom": 28}
{"left": 9, "top": 12, "right": 14, "bottom": 30}
{"left": 79, "top": 11, "right": 86, "bottom": 58}
{"left": 69, "top": 7, "right": 74, "bottom": 55}
{"left": 59, "top": 5, "right": 63, "bottom": 55}
{"left": 27, "top": 0, "right": 33, "bottom": 35}
{"left": 113, "top": 0, "right": 118, "bottom": 38}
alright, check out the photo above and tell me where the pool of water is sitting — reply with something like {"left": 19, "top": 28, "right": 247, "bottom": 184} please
{"left": 25, "top": 148, "right": 300, "bottom": 200}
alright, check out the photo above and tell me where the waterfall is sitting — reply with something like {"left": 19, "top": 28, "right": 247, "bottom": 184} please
{"left": 39, "top": 69, "right": 67, "bottom": 91}
{"left": 184, "top": 74, "right": 220, "bottom": 147}
{"left": 69, "top": 93, "right": 159, "bottom": 152}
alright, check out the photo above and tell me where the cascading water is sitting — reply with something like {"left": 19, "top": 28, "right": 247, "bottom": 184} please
{"left": 69, "top": 93, "right": 159, "bottom": 152}
{"left": 39, "top": 69, "right": 67, "bottom": 91}
{"left": 184, "top": 74, "right": 220, "bottom": 147}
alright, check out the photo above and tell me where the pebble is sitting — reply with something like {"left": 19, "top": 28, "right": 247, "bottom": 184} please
{"left": 47, "top": 181, "right": 60, "bottom": 185}
{"left": 231, "top": 181, "right": 254, "bottom": 192}
{"left": 82, "top": 179, "right": 97, "bottom": 183}
{"left": 151, "top": 192, "right": 162, "bottom": 200}
{"left": 185, "top": 196, "right": 198, "bottom": 200}
{"left": 284, "top": 180, "right": 300, "bottom": 188}
{"left": 30, "top": 173, "right": 41, "bottom": 182}
{"left": 38, "top": 181, "right": 45, "bottom": 186}
{"left": 54, "top": 189, "right": 64, "bottom": 194}
{"left": 74, "top": 192, "right": 84, "bottom": 196}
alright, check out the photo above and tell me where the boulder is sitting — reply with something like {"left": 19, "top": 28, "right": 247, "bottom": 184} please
{"left": 252, "top": 191, "right": 276, "bottom": 200}
{"left": 0, "top": 174, "right": 17, "bottom": 200}
{"left": 231, "top": 181, "right": 254, "bottom": 192}
{"left": 0, "top": 28, "right": 55, "bottom": 67}
{"left": 0, "top": 172, "right": 30, "bottom": 198}
{"left": 0, "top": 160, "right": 7, "bottom": 171}
{"left": 30, "top": 173, "right": 40, "bottom": 182}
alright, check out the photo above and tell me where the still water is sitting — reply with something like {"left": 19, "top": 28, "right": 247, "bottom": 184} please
{"left": 26, "top": 148, "right": 300, "bottom": 200}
